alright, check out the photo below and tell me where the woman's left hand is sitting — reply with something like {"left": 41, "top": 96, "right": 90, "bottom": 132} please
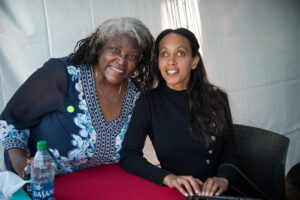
{"left": 200, "top": 177, "right": 228, "bottom": 196}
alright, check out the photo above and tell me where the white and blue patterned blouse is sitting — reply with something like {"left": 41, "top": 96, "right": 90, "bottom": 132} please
{"left": 0, "top": 57, "right": 140, "bottom": 175}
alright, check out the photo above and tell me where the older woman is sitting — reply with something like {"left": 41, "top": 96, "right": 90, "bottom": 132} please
{"left": 0, "top": 17, "right": 155, "bottom": 177}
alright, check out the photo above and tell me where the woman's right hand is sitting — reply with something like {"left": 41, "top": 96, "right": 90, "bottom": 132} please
{"left": 7, "top": 148, "right": 28, "bottom": 177}
{"left": 163, "top": 174, "right": 203, "bottom": 197}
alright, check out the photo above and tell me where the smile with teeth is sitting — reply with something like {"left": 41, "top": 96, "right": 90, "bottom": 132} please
{"left": 166, "top": 70, "right": 178, "bottom": 74}
{"left": 110, "top": 66, "right": 124, "bottom": 73}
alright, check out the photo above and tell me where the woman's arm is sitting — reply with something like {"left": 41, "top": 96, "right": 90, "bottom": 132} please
{"left": 200, "top": 96, "right": 238, "bottom": 196}
{"left": 199, "top": 93, "right": 237, "bottom": 196}
{"left": 217, "top": 96, "right": 239, "bottom": 183}
{"left": 0, "top": 58, "right": 68, "bottom": 176}
{"left": 7, "top": 148, "right": 27, "bottom": 177}
{"left": 120, "top": 94, "right": 204, "bottom": 197}
{"left": 200, "top": 133, "right": 236, "bottom": 196}
{"left": 119, "top": 94, "right": 171, "bottom": 185}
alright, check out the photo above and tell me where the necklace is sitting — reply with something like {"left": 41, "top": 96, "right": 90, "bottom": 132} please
{"left": 95, "top": 68, "right": 122, "bottom": 104}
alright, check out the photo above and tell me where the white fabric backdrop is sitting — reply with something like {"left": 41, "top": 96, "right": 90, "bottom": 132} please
{"left": 0, "top": 0, "right": 299, "bottom": 174}
{"left": 197, "top": 0, "right": 300, "bottom": 173}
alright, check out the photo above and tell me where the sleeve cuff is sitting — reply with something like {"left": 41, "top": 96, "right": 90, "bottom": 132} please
{"left": 1, "top": 138, "right": 27, "bottom": 150}
{"left": 0, "top": 120, "right": 29, "bottom": 150}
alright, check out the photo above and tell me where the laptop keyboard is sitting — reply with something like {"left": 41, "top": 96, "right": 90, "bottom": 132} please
{"left": 186, "top": 195, "right": 262, "bottom": 200}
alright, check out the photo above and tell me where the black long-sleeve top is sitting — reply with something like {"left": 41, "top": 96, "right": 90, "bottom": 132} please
{"left": 120, "top": 84, "right": 238, "bottom": 185}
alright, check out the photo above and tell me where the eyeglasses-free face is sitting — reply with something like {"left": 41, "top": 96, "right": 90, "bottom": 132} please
{"left": 95, "top": 33, "right": 142, "bottom": 85}
{"left": 158, "top": 33, "right": 199, "bottom": 91}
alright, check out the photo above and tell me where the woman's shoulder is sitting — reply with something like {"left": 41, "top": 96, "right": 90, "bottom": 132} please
{"left": 38, "top": 57, "right": 76, "bottom": 94}
{"left": 48, "top": 57, "right": 82, "bottom": 82}
{"left": 32, "top": 57, "right": 70, "bottom": 83}
{"left": 208, "top": 85, "right": 228, "bottom": 100}
{"left": 40, "top": 56, "right": 76, "bottom": 73}
{"left": 44, "top": 56, "right": 81, "bottom": 69}
{"left": 140, "top": 86, "right": 162, "bottom": 97}
{"left": 135, "top": 86, "right": 164, "bottom": 106}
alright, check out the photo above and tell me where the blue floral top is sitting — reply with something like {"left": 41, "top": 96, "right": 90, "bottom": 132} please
{"left": 0, "top": 57, "right": 140, "bottom": 175}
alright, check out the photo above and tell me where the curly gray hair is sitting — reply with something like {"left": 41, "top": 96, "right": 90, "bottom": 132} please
{"left": 70, "top": 17, "right": 155, "bottom": 92}
{"left": 90, "top": 17, "right": 152, "bottom": 57}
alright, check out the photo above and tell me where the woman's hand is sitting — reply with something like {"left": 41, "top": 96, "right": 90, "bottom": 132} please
{"left": 201, "top": 177, "right": 228, "bottom": 196}
{"left": 8, "top": 148, "right": 28, "bottom": 177}
{"left": 163, "top": 174, "right": 203, "bottom": 197}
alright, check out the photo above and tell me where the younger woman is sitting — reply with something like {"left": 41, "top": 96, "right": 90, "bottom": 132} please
{"left": 120, "top": 28, "right": 238, "bottom": 197}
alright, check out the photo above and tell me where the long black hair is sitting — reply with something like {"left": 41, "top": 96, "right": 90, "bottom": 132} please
{"left": 69, "top": 17, "right": 155, "bottom": 93}
{"left": 155, "top": 28, "right": 233, "bottom": 138}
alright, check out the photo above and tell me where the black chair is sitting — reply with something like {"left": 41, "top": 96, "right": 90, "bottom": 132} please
{"left": 228, "top": 124, "right": 290, "bottom": 200}
{"left": 285, "top": 163, "right": 300, "bottom": 200}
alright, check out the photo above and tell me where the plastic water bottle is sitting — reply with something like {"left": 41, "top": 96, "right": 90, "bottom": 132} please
{"left": 31, "top": 141, "right": 55, "bottom": 200}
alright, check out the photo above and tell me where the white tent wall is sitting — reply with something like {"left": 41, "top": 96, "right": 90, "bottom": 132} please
{"left": 198, "top": 0, "right": 300, "bottom": 174}
{"left": 0, "top": 0, "right": 299, "bottom": 175}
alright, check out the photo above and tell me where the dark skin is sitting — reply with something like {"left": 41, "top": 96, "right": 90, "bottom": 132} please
{"left": 93, "top": 65, "right": 128, "bottom": 122}
{"left": 92, "top": 33, "right": 141, "bottom": 122}
{"left": 7, "top": 33, "right": 142, "bottom": 177}
{"left": 8, "top": 148, "right": 27, "bottom": 177}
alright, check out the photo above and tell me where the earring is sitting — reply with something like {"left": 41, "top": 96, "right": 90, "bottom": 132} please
{"left": 130, "top": 70, "right": 139, "bottom": 78}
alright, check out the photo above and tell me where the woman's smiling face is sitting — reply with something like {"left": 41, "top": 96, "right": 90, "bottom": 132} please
{"left": 96, "top": 33, "right": 141, "bottom": 85}
{"left": 158, "top": 33, "right": 199, "bottom": 91}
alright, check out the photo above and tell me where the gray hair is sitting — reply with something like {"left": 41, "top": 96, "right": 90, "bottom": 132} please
{"left": 89, "top": 17, "right": 152, "bottom": 58}
{"left": 71, "top": 17, "right": 154, "bottom": 66}
{"left": 70, "top": 17, "right": 155, "bottom": 92}
{"left": 90, "top": 17, "right": 151, "bottom": 52}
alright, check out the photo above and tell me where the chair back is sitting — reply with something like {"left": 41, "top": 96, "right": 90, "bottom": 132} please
{"left": 232, "top": 124, "right": 289, "bottom": 200}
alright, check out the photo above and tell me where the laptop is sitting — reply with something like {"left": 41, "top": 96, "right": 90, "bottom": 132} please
{"left": 186, "top": 195, "right": 262, "bottom": 200}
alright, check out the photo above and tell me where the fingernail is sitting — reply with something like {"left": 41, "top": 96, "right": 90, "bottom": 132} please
{"left": 196, "top": 190, "right": 200, "bottom": 195}
{"left": 209, "top": 193, "right": 213, "bottom": 196}
{"left": 190, "top": 193, "right": 194, "bottom": 196}
{"left": 184, "top": 193, "right": 188, "bottom": 197}
{"left": 205, "top": 192, "right": 209, "bottom": 196}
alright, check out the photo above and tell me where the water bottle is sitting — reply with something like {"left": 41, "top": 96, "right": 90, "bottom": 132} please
{"left": 31, "top": 141, "right": 55, "bottom": 200}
